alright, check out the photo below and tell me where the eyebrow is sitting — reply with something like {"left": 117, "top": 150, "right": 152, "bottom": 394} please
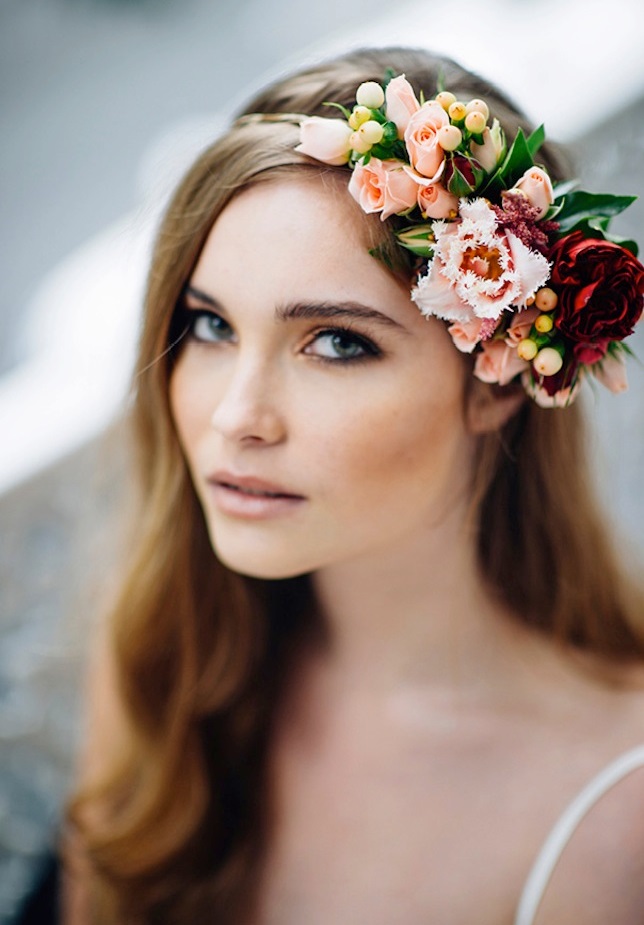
{"left": 184, "top": 286, "right": 408, "bottom": 332}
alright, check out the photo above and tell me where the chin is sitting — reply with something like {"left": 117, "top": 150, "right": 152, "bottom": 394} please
{"left": 208, "top": 529, "right": 316, "bottom": 581}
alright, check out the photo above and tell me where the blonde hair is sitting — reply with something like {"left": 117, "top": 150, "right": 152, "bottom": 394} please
{"left": 67, "top": 46, "right": 644, "bottom": 924}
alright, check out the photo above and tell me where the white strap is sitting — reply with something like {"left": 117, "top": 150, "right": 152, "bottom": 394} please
{"left": 514, "top": 745, "right": 644, "bottom": 925}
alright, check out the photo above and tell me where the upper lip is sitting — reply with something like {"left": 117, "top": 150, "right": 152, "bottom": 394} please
{"left": 208, "top": 470, "right": 305, "bottom": 498}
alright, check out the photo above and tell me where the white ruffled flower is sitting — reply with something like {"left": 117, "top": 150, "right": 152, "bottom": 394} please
{"left": 412, "top": 198, "right": 550, "bottom": 323}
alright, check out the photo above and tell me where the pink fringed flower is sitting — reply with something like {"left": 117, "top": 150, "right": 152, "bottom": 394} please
{"left": 412, "top": 198, "right": 551, "bottom": 323}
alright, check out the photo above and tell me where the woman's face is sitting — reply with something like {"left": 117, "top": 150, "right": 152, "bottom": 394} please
{"left": 170, "top": 176, "right": 477, "bottom": 579}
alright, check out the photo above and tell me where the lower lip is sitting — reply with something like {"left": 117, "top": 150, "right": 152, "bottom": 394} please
{"left": 209, "top": 483, "right": 306, "bottom": 520}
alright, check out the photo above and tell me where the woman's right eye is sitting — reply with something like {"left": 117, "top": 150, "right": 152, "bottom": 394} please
{"left": 188, "top": 310, "right": 235, "bottom": 344}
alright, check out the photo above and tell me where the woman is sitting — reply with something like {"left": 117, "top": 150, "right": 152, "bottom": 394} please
{"left": 65, "top": 46, "right": 644, "bottom": 924}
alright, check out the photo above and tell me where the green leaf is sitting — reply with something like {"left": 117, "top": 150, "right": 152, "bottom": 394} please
{"left": 552, "top": 178, "right": 579, "bottom": 200}
{"left": 382, "top": 121, "right": 399, "bottom": 144}
{"left": 555, "top": 190, "right": 637, "bottom": 230}
{"left": 481, "top": 127, "right": 535, "bottom": 196}
{"left": 526, "top": 124, "right": 546, "bottom": 159}
{"left": 558, "top": 216, "right": 639, "bottom": 255}
{"left": 448, "top": 164, "right": 475, "bottom": 198}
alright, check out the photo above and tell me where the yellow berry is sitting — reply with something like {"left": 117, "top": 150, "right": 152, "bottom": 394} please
{"left": 348, "top": 105, "right": 371, "bottom": 130}
{"left": 349, "top": 130, "right": 371, "bottom": 154}
{"left": 534, "top": 347, "right": 563, "bottom": 377}
{"left": 358, "top": 120, "right": 384, "bottom": 144}
{"left": 464, "top": 111, "right": 486, "bottom": 134}
{"left": 534, "top": 313, "right": 554, "bottom": 333}
{"left": 435, "top": 90, "right": 456, "bottom": 111}
{"left": 465, "top": 98, "right": 490, "bottom": 120}
{"left": 437, "top": 124, "right": 462, "bottom": 151}
{"left": 517, "top": 339, "right": 538, "bottom": 362}
{"left": 535, "top": 287, "right": 558, "bottom": 312}
{"left": 356, "top": 81, "right": 385, "bottom": 109}
{"left": 448, "top": 101, "right": 467, "bottom": 122}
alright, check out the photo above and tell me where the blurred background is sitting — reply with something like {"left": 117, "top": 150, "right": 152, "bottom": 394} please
{"left": 1, "top": 0, "right": 644, "bottom": 918}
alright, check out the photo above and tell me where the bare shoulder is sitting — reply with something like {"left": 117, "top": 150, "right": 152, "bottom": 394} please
{"left": 532, "top": 660, "right": 644, "bottom": 924}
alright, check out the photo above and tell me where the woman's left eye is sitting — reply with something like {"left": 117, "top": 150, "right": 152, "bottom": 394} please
{"left": 188, "top": 310, "right": 235, "bottom": 343}
{"left": 305, "top": 329, "right": 380, "bottom": 362}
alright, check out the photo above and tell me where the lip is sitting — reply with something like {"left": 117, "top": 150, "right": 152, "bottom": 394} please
{"left": 206, "top": 470, "right": 307, "bottom": 520}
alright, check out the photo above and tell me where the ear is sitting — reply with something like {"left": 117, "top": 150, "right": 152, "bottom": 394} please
{"left": 465, "top": 379, "right": 526, "bottom": 435}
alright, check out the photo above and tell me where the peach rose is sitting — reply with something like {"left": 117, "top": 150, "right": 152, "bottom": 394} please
{"left": 403, "top": 101, "right": 449, "bottom": 180}
{"left": 592, "top": 352, "right": 628, "bottom": 393}
{"left": 348, "top": 158, "right": 418, "bottom": 220}
{"left": 505, "top": 306, "right": 540, "bottom": 346}
{"left": 417, "top": 181, "right": 459, "bottom": 219}
{"left": 447, "top": 316, "right": 487, "bottom": 353}
{"left": 296, "top": 117, "right": 353, "bottom": 166}
{"left": 474, "top": 339, "right": 529, "bottom": 385}
{"left": 512, "top": 166, "right": 554, "bottom": 218}
{"left": 385, "top": 74, "right": 420, "bottom": 138}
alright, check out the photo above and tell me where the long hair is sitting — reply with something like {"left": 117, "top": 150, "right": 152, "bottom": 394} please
{"left": 66, "top": 46, "right": 644, "bottom": 923}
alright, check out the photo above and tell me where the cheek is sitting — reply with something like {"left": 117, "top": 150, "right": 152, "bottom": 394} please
{"left": 314, "top": 384, "right": 471, "bottom": 516}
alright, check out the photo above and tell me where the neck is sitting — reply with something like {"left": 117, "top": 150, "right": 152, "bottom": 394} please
{"left": 310, "top": 502, "right": 524, "bottom": 698}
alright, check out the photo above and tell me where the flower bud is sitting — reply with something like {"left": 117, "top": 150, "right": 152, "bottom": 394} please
{"left": 534, "top": 347, "right": 563, "bottom": 377}
{"left": 435, "top": 91, "right": 456, "bottom": 111}
{"left": 465, "top": 99, "right": 490, "bottom": 119}
{"left": 517, "top": 338, "right": 538, "bottom": 361}
{"left": 358, "top": 120, "right": 385, "bottom": 145}
{"left": 349, "top": 130, "right": 372, "bottom": 155}
{"left": 437, "top": 124, "right": 463, "bottom": 151}
{"left": 348, "top": 105, "right": 372, "bottom": 130}
{"left": 464, "top": 111, "right": 486, "bottom": 134}
{"left": 356, "top": 81, "right": 385, "bottom": 109}
{"left": 448, "top": 101, "right": 467, "bottom": 122}
{"left": 534, "top": 313, "right": 554, "bottom": 333}
{"left": 535, "top": 287, "right": 558, "bottom": 312}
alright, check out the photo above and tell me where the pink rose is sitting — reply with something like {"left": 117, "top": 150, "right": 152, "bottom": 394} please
{"left": 403, "top": 101, "right": 449, "bottom": 180}
{"left": 348, "top": 158, "right": 418, "bottom": 220}
{"left": 474, "top": 339, "right": 529, "bottom": 385}
{"left": 385, "top": 74, "right": 420, "bottom": 138}
{"left": 504, "top": 306, "right": 540, "bottom": 345}
{"left": 417, "top": 181, "right": 459, "bottom": 219}
{"left": 592, "top": 352, "right": 628, "bottom": 393}
{"left": 296, "top": 117, "right": 353, "bottom": 166}
{"left": 512, "top": 167, "right": 554, "bottom": 219}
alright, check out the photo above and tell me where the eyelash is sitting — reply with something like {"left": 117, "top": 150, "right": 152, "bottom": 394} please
{"left": 180, "top": 308, "right": 382, "bottom": 364}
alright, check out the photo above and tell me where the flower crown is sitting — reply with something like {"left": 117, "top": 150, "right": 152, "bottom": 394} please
{"left": 296, "top": 74, "right": 644, "bottom": 406}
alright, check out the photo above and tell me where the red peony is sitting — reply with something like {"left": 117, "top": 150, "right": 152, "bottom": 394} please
{"left": 549, "top": 232, "right": 644, "bottom": 345}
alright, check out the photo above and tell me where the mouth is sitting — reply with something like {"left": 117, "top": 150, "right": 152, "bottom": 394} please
{"left": 207, "top": 472, "right": 306, "bottom": 519}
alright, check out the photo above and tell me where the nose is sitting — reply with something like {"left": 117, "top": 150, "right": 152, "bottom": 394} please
{"left": 210, "top": 355, "right": 287, "bottom": 446}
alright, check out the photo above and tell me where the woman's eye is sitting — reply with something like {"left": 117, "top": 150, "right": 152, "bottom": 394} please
{"left": 306, "top": 329, "right": 379, "bottom": 362}
{"left": 189, "top": 311, "right": 235, "bottom": 344}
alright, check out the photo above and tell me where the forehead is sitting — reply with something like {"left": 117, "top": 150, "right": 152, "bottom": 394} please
{"left": 190, "top": 176, "right": 414, "bottom": 316}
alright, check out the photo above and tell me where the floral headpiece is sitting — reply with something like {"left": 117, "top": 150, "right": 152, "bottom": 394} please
{"left": 296, "top": 75, "right": 644, "bottom": 406}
